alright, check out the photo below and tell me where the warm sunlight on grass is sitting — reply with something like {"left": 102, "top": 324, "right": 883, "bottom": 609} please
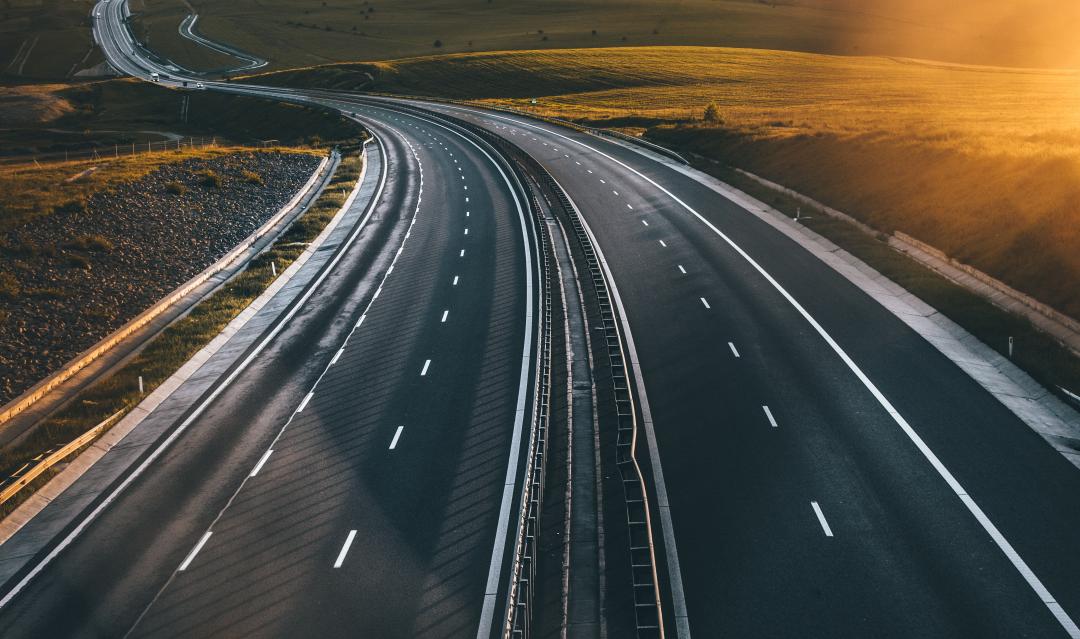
{"left": 264, "top": 46, "right": 1080, "bottom": 317}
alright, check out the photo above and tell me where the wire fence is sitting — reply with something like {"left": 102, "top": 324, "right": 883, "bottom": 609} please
{"left": 0, "top": 137, "right": 285, "bottom": 168}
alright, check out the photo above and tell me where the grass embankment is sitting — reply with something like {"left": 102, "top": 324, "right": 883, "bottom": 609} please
{"left": 0, "top": 150, "right": 364, "bottom": 519}
{"left": 135, "top": 0, "right": 1080, "bottom": 75}
{"left": 0, "top": 78, "right": 361, "bottom": 158}
{"left": 253, "top": 47, "right": 1080, "bottom": 323}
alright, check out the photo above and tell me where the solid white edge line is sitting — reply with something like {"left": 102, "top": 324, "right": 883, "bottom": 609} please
{"left": 178, "top": 531, "right": 212, "bottom": 571}
{"left": 249, "top": 449, "right": 273, "bottom": 477}
{"left": 389, "top": 426, "right": 404, "bottom": 450}
{"left": 437, "top": 102, "right": 1080, "bottom": 638}
{"left": 333, "top": 529, "right": 358, "bottom": 568}
{"left": 811, "top": 501, "right": 834, "bottom": 537}
{"left": 0, "top": 128, "right": 390, "bottom": 612}
{"left": 763, "top": 405, "right": 778, "bottom": 428}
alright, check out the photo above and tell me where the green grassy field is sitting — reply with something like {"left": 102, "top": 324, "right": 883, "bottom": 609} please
{"left": 249, "top": 46, "right": 1080, "bottom": 321}
{"left": 132, "top": 0, "right": 1080, "bottom": 74}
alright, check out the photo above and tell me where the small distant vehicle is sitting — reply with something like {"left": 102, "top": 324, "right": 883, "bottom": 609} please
{"left": 150, "top": 72, "right": 160, "bottom": 82}
{"left": 196, "top": 82, "right": 204, "bottom": 89}
{"left": 95, "top": 11, "right": 100, "bottom": 16}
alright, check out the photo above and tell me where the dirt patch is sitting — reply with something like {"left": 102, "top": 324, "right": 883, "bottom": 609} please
{"left": 0, "top": 84, "right": 76, "bottom": 126}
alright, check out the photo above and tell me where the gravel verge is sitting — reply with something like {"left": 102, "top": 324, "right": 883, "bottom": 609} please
{"left": 0, "top": 151, "right": 321, "bottom": 404}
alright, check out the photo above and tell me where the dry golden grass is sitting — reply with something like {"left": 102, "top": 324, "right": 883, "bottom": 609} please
{"left": 0, "top": 84, "right": 77, "bottom": 126}
{"left": 279, "top": 46, "right": 1079, "bottom": 317}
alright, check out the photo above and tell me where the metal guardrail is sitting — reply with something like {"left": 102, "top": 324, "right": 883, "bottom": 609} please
{"left": 0, "top": 152, "right": 334, "bottom": 431}
{"left": 0, "top": 411, "right": 122, "bottom": 506}
{"left": 538, "top": 167, "right": 664, "bottom": 639}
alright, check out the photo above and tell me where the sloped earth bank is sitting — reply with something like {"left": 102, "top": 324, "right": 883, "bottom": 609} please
{"left": 0, "top": 151, "right": 321, "bottom": 404}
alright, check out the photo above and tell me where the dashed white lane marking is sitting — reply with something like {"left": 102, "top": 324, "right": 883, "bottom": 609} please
{"left": 465, "top": 228, "right": 469, "bottom": 235}
{"left": 420, "top": 359, "right": 431, "bottom": 376}
{"left": 700, "top": 297, "right": 711, "bottom": 309}
{"left": 441, "top": 310, "right": 449, "bottom": 323}
{"left": 331, "top": 348, "right": 344, "bottom": 365}
{"left": 642, "top": 220, "right": 649, "bottom": 227}
{"left": 575, "top": 161, "right": 581, "bottom": 165}
{"left": 466, "top": 197, "right": 470, "bottom": 202}
{"left": 763, "top": 405, "right": 778, "bottom": 428}
{"left": 334, "top": 530, "right": 358, "bottom": 568}
{"left": 811, "top": 501, "right": 834, "bottom": 537}
{"left": 600, "top": 179, "right": 606, "bottom": 184}
{"left": 389, "top": 426, "right": 404, "bottom": 450}
{"left": 613, "top": 190, "right": 619, "bottom": 196}
{"left": 728, "top": 342, "right": 741, "bottom": 358}
{"left": 460, "top": 249, "right": 466, "bottom": 257}
{"left": 678, "top": 265, "right": 687, "bottom": 274}
{"left": 178, "top": 531, "right": 212, "bottom": 571}
{"left": 466, "top": 211, "right": 470, "bottom": 217}
{"left": 564, "top": 154, "right": 570, "bottom": 158}
{"left": 628, "top": 204, "right": 634, "bottom": 210}
{"left": 587, "top": 169, "right": 593, "bottom": 173}
{"left": 297, "top": 392, "right": 314, "bottom": 413}
{"left": 453, "top": 276, "right": 460, "bottom": 286}
{"left": 659, "top": 240, "right": 668, "bottom": 247}
{"left": 464, "top": 185, "right": 468, "bottom": 190}
{"left": 250, "top": 449, "right": 273, "bottom": 477}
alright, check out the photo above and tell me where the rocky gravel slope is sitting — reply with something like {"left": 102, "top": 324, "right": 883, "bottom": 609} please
{"left": 0, "top": 151, "right": 321, "bottom": 404}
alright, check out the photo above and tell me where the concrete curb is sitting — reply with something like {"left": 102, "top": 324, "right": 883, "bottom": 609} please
{"left": 0, "top": 152, "right": 333, "bottom": 434}
{"left": 0, "top": 140, "right": 374, "bottom": 548}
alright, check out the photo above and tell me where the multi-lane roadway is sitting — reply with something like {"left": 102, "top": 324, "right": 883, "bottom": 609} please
{"left": 2, "top": 3, "right": 1079, "bottom": 638}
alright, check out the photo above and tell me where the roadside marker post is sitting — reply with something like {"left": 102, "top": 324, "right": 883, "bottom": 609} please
{"left": 1009, "top": 336, "right": 1014, "bottom": 358}
{"left": 138, "top": 375, "right": 144, "bottom": 394}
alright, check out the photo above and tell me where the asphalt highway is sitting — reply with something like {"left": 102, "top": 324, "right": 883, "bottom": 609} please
{"left": 0, "top": 98, "right": 537, "bottom": 637}
{"left": 4, "top": 3, "right": 1078, "bottom": 638}
{"left": 406, "top": 103, "right": 1080, "bottom": 638}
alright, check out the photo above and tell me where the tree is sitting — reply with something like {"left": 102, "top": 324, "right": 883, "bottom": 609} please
{"left": 433, "top": 39, "right": 443, "bottom": 47}
{"left": 704, "top": 103, "right": 722, "bottom": 123}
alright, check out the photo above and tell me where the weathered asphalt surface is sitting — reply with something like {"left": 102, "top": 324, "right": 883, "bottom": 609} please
{"left": 0, "top": 108, "right": 536, "bottom": 639}
{"left": 402, "top": 102, "right": 1080, "bottom": 639}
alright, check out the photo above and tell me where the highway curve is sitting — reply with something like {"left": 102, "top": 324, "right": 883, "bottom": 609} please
{"left": 0, "top": 103, "right": 539, "bottom": 637}
{"left": 1, "top": 3, "right": 1078, "bottom": 638}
